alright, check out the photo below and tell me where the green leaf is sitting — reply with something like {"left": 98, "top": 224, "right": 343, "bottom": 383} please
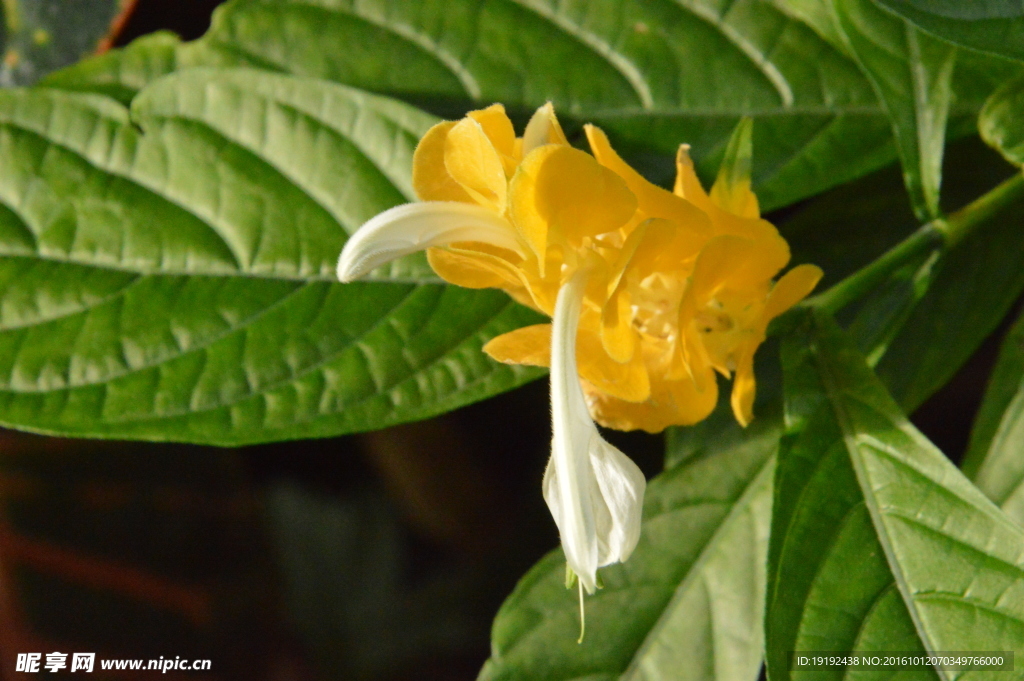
{"left": 37, "top": 30, "right": 255, "bottom": 106}
{"left": 770, "top": 0, "right": 851, "bottom": 56}
{"left": 49, "top": 0, "right": 907, "bottom": 212}
{"left": 832, "top": 0, "right": 957, "bottom": 221}
{"left": 480, "top": 415, "right": 779, "bottom": 681}
{"left": 0, "top": 0, "right": 130, "bottom": 86}
{"left": 48, "top": 0, "right": 1022, "bottom": 213}
{"left": 202, "top": 0, "right": 902, "bottom": 212}
{"left": 979, "top": 73, "right": 1024, "bottom": 167}
{"left": 875, "top": 0, "right": 1024, "bottom": 63}
{"left": 0, "top": 69, "right": 543, "bottom": 444}
{"left": 961, "top": 309, "right": 1024, "bottom": 523}
{"left": 767, "top": 311, "right": 1024, "bottom": 680}
{"left": 39, "top": 31, "right": 184, "bottom": 106}
{"left": 773, "top": 0, "right": 1024, "bottom": 122}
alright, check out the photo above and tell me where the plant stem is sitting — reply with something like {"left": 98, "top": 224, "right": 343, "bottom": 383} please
{"left": 943, "top": 171, "right": 1024, "bottom": 248}
{"left": 810, "top": 221, "right": 944, "bottom": 316}
{"left": 808, "top": 172, "right": 1024, "bottom": 316}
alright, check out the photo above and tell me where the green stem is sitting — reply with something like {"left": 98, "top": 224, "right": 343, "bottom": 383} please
{"left": 943, "top": 171, "right": 1024, "bottom": 248}
{"left": 808, "top": 172, "right": 1024, "bottom": 316}
{"left": 811, "top": 221, "right": 944, "bottom": 315}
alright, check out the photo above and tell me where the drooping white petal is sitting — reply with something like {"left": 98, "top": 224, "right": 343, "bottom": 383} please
{"left": 336, "top": 201, "right": 524, "bottom": 282}
{"left": 589, "top": 434, "right": 645, "bottom": 564}
{"left": 544, "top": 267, "right": 646, "bottom": 594}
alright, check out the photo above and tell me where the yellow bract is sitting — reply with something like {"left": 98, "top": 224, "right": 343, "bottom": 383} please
{"left": 413, "top": 104, "right": 823, "bottom": 432}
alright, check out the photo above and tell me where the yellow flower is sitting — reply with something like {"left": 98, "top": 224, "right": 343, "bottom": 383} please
{"left": 337, "top": 103, "right": 822, "bottom": 612}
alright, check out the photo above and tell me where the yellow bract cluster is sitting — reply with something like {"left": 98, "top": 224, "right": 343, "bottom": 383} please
{"left": 414, "top": 104, "right": 822, "bottom": 432}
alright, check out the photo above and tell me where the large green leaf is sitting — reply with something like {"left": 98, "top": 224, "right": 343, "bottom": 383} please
{"left": 875, "top": 0, "right": 1024, "bottom": 64}
{"left": 832, "top": 0, "right": 956, "bottom": 221}
{"left": 961, "top": 309, "right": 1024, "bottom": 524}
{"left": 0, "top": 69, "right": 543, "bottom": 445}
{"left": 479, "top": 414, "right": 779, "bottom": 681}
{"left": 46, "top": 1, "right": 1024, "bottom": 216}
{"left": 767, "top": 311, "right": 1024, "bottom": 680}
{"left": 47, "top": 0, "right": 904, "bottom": 212}
{"left": 0, "top": 0, "right": 131, "bottom": 86}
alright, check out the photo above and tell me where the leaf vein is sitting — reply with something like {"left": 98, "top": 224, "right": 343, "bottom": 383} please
{"left": 0, "top": 119, "right": 248, "bottom": 273}
{"left": 502, "top": 0, "right": 654, "bottom": 109}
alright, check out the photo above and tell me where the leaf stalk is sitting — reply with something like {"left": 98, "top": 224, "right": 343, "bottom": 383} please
{"left": 807, "top": 172, "right": 1024, "bottom": 316}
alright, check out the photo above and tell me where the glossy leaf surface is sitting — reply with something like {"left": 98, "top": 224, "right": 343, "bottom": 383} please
{"left": 47, "top": 0, "right": 1024, "bottom": 218}
{"left": 39, "top": 31, "right": 183, "bottom": 105}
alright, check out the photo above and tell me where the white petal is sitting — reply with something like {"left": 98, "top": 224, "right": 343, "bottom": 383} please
{"left": 336, "top": 201, "right": 524, "bottom": 282}
{"left": 545, "top": 267, "right": 646, "bottom": 594}
{"left": 542, "top": 453, "right": 560, "bottom": 522}
{"left": 589, "top": 432, "right": 645, "bottom": 566}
